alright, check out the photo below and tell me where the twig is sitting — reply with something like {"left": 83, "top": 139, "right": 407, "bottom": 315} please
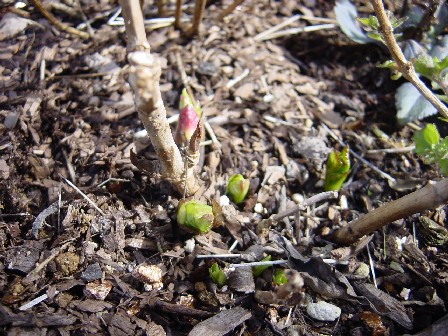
{"left": 60, "top": 176, "right": 105, "bottom": 216}
{"left": 119, "top": 0, "right": 201, "bottom": 195}
{"left": 219, "top": 0, "right": 244, "bottom": 20}
{"left": 31, "top": 200, "right": 67, "bottom": 238}
{"left": 371, "top": 0, "right": 448, "bottom": 119}
{"left": 23, "top": 241, "right": 72, "bottom": 285}
{"left": 257, "top": 24, "right": 336, "bottom": 41}
{"left": 19, "top": 291, "right": 60, "bottom": 311}
{"left": 332, "top": 178, "right": 448, "bottom": 245}
{"left": 175, "top": 0, "right": 183, "bottom": 29}
{"left": 366, "top": 243, "right": 377, "bottom": 288}
{"left": 254, "top": 14, "right": 337, "bottom": 41}
{"left": 196, "top": 253, "right": 241, "bottom": 259}
{"left": 367, "top": 146, "right": 414, "bottom": 154}
{"left": 257, "top": 191, "right": 338, "bottom": 234}
{"left": 30, "top": 0, "right": 90, "bottom": 39}
{"left": 226, "top": 69, "right": 250, "bottom": 89}
{"left": 97, "top": 178, "right": 130, "bottom": 188}
{"left": 229, "top": 260, "right": 288, "bottom": 268}
{"left": 187, "top": 0, "right": 206, "bottom": 36}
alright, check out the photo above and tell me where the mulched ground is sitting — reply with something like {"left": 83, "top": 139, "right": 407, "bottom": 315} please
{"left": 1, "top": 0, "right": 447, "bottom": 335}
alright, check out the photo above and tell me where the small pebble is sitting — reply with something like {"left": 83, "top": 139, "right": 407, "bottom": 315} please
{"left": 184, "top": 238, "right": 195, "bottom": 253}
{"left": 220, "top": 195, "right": 230, "bottom": 207}
{"left": 254, "top": 203, "right": 264, "bottom": 214}
{"left": 306, "top": 301, "right": 341, "bottom": 322}
{"left": 292, "top": 193, "right": 304, "bottom": 204}
{"left": 354, "top": 262, "right": 370, "bottom": 278}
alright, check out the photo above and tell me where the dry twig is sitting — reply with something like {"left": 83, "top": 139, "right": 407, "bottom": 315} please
{"left": 332, "top": 178, "right": 448, "bottom": 245}
{"left": 119, "top": 0, "right": 201, "bottom": 195}
{"left": 371, "top": 0, "right": 448, "bottom": 119}
{"left": 30, "top": 0, "right": 90, "bottom": 39}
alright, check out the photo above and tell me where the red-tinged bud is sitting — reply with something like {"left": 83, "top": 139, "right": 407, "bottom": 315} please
{"left": 175, "top": 89, "right": 200, "bottom": 145}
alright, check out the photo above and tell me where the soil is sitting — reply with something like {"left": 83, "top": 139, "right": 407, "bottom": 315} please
{"left": 1, "top": 0, "right": 447, "bottom": 335}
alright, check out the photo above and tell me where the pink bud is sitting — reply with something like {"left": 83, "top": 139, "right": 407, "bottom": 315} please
{"left": 175, "top": 89, "right": 200, "bottom": 145}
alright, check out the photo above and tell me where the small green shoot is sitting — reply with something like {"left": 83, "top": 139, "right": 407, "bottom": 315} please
{"left": 413, "top": 123, "right": 448, "bottom": 175}
{"left": 226, "top": 174, "right": 250, "bottom": 204}
{"left": 272, "top": 269, "right": 287, "bottom": 286}
{"left": 324, "top": 146, "right": 351, "bottom": 191}
{"left": 177, "top": 199, "right": 214, "bottom": 234}
{"left": 252, "top": 255, "right": 271, "bottom": 277}
{"left": 209, "top": 262, "right": 226, "bottom": 286}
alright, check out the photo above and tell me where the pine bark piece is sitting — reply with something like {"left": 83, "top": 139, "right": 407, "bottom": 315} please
{"left": 188, "top": 307, "right": 251, "bottom": 336}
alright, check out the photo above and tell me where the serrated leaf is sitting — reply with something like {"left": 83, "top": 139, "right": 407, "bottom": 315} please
{"left": 396, "top": 83, "right": 438, "bottom": 124}
{"left": 334, "top": 0, "right": 373, "bottom": 44}
{"left": 414, "top": 54, "right": 437, "bottom": 78}
{"left": 367, "top": 32, "right": 383, "bottom": 42}
{"left": 413, "top": 124, "right": 440, "bottom": 155}
{"left": 357, "top": 16, "right": 379, "bottom": 30}
{"left": 324, "top": 146, "right": 350, "bottom": 191}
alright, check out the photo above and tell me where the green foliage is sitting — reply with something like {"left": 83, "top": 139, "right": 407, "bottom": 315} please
{"left": 336, "top": 1, "right": 448, "bottom": 124}
{"left": 226, "top": 174, "right": 250, "bottom": 204}
{"left": 324, "top": 146, "right": 351, "bottom": 191}
{"left": 413, "top": 124, "right": 448, "bottom": 175}
{"left": 272, "top": 269, "right": 287, "bottom": 286}
{"left": 414, "top": 55, "right": 448, "bottom": 80}
{"left": 209, "top": 262, "right": 226, "bottom": 286}
{"left": 177, "top": 200, "right": 214, "bottom": 234}
{"left": 252, "top": 255, "right": 271, "bottom": 277}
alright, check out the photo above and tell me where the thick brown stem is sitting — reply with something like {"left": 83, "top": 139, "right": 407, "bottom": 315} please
{"left": 175, "top": 0, "right": 183, "bottom": 29}
{"left": 219, "top": 0, "right": 244, "bottom": 20}
{"left": 331, "top": 179, "right": 448, "bottom": 245}
{"left": 371, "top": 0, "right": 448, "bottom": 119}
{"left": 119, "top": 0, "right": 201, "bottom": 195}
{"left": 187, "top": 0, "right": 206, "bottom": 36}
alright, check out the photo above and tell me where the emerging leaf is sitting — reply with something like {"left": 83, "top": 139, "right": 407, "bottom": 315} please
{"left": 177, "top": 199, "right": 214, "bottom": 234}
{"left": 272, "top": 269, "right": 287, "bottom": 286}
{"left": 252, "top": 255, "right": 271, "bottom": 277}
{"left": 324, "top": 146, "right": 350, "bottom": 191}
{"left": 175, "top": 89, "right": 200, "bottom": 145}
{"left": 413, "top": 123, "right": 440, "bottom": 155}
{"left": 226, "top": 174, "right": 250, "bottom": 204}
{"left": 209, "top": 262, "right": 226, "bottom": 286}
{"left": 357, "top": 16, "right": 379, "bottom": 30}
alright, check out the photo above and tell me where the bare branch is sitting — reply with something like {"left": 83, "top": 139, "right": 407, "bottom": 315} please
{"left": 119, "top": 0, "right": 201, "bottom": 195}
{"left": 371, "top": 0, "right": 448, "bottom": 119}
{"left": 332, "top": 178, "right": 448, "bottom": 245}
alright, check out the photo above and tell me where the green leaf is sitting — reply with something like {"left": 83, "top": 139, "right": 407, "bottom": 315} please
{"left": 252, "top": 255, "right": 271, "bottom": 277}
{"left": 227, "top": 174, "right": 250, "bottom": 204}
{"left": 272, "top": 269, "right": 287, "bottom": 286}
{"left": 177, "top": 200, "right": 214, "bottom": 234}
{"left": 357, "top": 16, "right": 379, "bottom": 30}
{"left": 439, "top": 159, "right": 448, "bottom": 175}
{"left": 209, "top": 262, "right": 226, "bottom": 286}
{"left": 367, "top": 32, "right": 383, "bottom": 42}
{"left": 324, "top": 146, "right": 351, "bottom": 191}
{"left": 414, "top": 54, "right": 437, "bottom": 79}
{"left": 413, "top": 124, "right": 440, "bottom": 155}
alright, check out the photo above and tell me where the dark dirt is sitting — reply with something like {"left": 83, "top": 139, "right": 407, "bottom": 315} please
{"left": 1, "top": 0, "right": 447, "bottom": 335}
